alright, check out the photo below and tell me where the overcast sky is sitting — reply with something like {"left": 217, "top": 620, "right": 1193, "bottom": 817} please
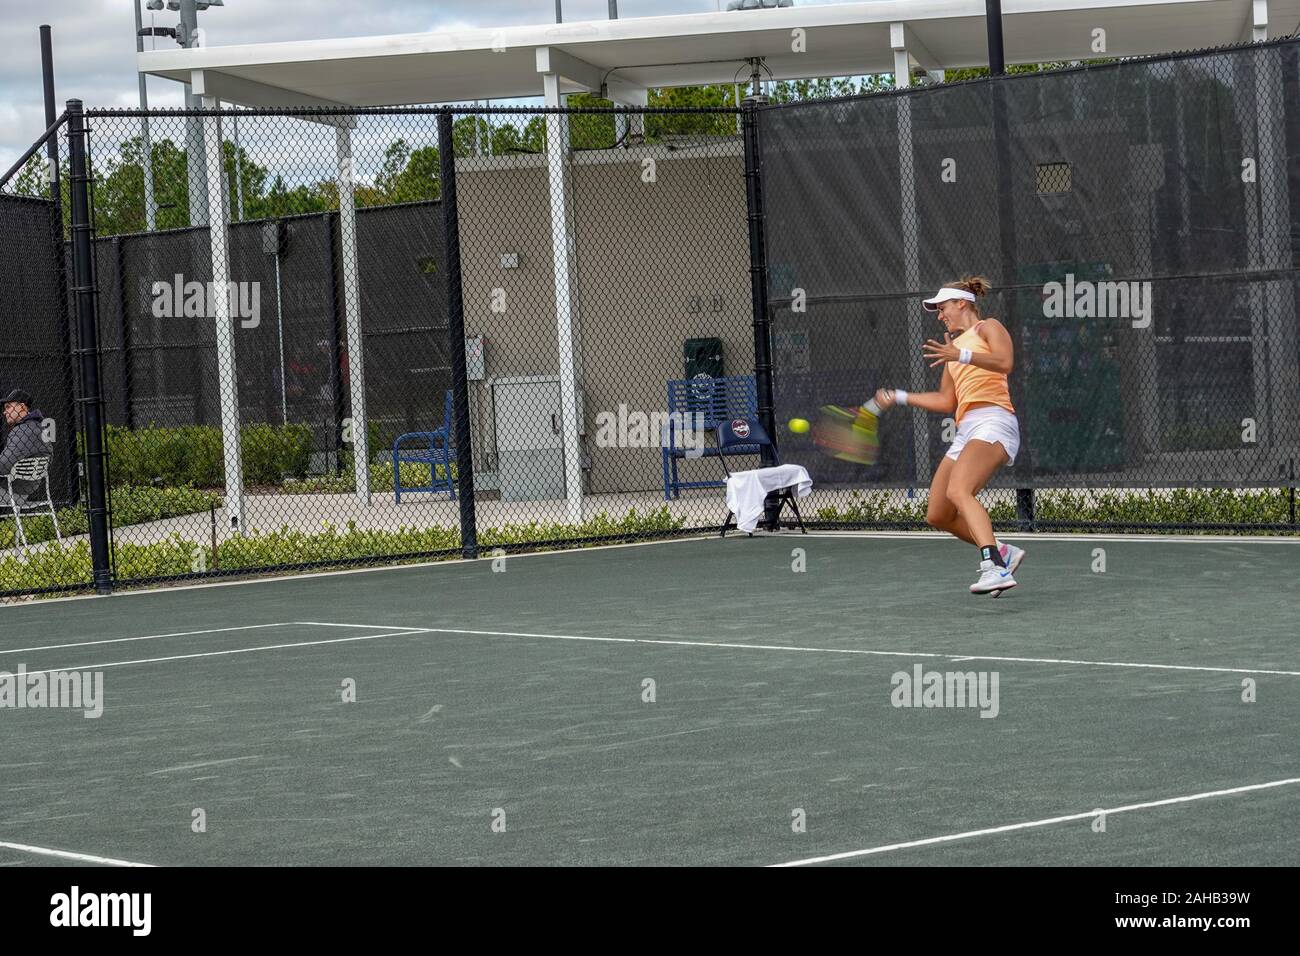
{"left": 1, "top": 0, "right": 791, "bottom": 172}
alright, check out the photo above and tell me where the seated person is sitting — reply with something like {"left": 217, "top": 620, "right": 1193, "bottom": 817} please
{"left": 0, "top": 389, "right": 52, "bottom": 507}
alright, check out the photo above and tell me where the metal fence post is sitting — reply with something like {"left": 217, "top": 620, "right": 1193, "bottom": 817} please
{"left": 742, "top": 97, "right": 777, "bottom": 456}
{"left": 742, "top": 96, "right": 782, "bottom": 529}
{"left": 986, "top": 5, "right": 1036, "bottom": 533}
{"left": 66, "top": 99, "right": 113, "bottom": 594}
{"left": 438, "top": 109, "right": 478, "bottom": 559}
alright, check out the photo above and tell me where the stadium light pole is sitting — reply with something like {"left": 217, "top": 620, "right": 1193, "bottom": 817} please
{"left": 135, "top": 1, "right": 161, "bottom": 230}
{"left": 172, "top": 0, "right": 227, "bottom": 227}
{"left": 178, "top": 0, "right": 206, "bottom": 227}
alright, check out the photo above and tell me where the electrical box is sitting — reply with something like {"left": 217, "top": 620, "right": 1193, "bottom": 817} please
{"left": 465, "top": 335, "right": 485, "bottom": 381}
{"left": 684, "top": 337, "right": 723, "bottom": 379}
{"left": 261, "top": 220, "right": 287, "bottom": 256}
{"left": 493, "top": 376, "right": 564, "bottom": 501}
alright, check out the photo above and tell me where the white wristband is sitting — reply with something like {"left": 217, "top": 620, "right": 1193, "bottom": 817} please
{"left": 959, "top": 348, "right": 973, "bottom": 365}
{"left": 893, "top": 389, "right": 909, "bottom": 406}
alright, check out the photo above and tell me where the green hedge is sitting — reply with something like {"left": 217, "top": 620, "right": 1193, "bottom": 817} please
{"left": 0, "top": 484, "right": 219, "bottom": 550}
{"left": 1032, "top": 488, "right": 1295, "bottom": 528}
{"left": 99, "top": 423, "right": 315, "bottom": 488}
{"left": 816, "top": 487, "right": 1297, "bottom": 529}
{"left": 93, "top": 421, "right": 456, "bottom": 491}
{"left": 0, "top": 537, "right": 199, "bottom": 593}
{"left": 479, "top": 506, "right": 684, "bottom": 546}
{"left": 282, "top": 460, "right": 455, "bottom": 495}
{"left": 0, "top": 507, "right": 687, "bottom": 594}
{"left": 814, "top": 491, "right": 929, "bottom": 525}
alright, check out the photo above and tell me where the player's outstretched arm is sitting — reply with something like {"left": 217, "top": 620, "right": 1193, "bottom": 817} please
{"left": 872, "top": 367, "right": 956, "bottom": 415}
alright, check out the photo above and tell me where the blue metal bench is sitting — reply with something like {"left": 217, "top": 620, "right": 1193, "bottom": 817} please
{"left": 393, "top": 390, "right": 454, "bottom": 502}
{"left": 662, "top": 375, "right": 759, "bottom": 499}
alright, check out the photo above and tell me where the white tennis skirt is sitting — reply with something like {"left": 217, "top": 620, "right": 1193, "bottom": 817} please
{"left": 945, "top": 405, "right": 1021, "bottom": 465}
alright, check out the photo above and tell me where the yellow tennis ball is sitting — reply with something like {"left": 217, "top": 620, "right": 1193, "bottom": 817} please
{"left": 788, "top": 418, "right": 810, "bottom": 434}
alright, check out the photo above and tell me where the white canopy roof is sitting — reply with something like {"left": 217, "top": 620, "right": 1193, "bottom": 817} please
{"left": 138, "top": 0, "right": 1297, "bottom": 108}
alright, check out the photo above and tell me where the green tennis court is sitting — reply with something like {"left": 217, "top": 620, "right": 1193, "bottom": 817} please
{"left": 1, "top": 533, "right": 1296, "bottom": 866}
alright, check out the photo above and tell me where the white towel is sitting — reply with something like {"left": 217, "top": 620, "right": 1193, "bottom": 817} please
{"left": 724, "top": 464, "right": 813, "bottom": 533}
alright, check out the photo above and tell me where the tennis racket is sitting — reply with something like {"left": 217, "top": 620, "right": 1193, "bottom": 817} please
{"left": 810, "top": 398, "right": 882, "bottom": 465}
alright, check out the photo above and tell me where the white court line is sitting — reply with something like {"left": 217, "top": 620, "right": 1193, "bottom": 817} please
{"left": 0, "top": 622, "right": 296, "bottom": 656}
{"left": 799, "top": 531, "right": 1300, "bottom": 545}
{"left": 371, "top": 627, "right": 1300, "bottom": 678}
{"left": 1, "top": 621, "right": 428, "bottom": 657}
{"left": 297, "top": 621, "right": 428, "bottom": 630}
{"left": 148, "top": 755, "right": 262, "bottom": 776}
{"left": 0, "top": 840, "right": 154, "bottom": 867}
{"left": 770, "top": 777, "right": 1300, "bottom": 867}
{"left": 23, "top": 625, "right": 1300, "bottom": 678}
{"left": 26, "top": 628, "right": 435, "bottom": 676}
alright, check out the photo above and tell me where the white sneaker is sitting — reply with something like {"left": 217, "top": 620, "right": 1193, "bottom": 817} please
{"left": 971, "top": 560, "right": 1017, "bottom": 596}
{"left": 998, "top": 541, "right": 1026, "bottom": 574}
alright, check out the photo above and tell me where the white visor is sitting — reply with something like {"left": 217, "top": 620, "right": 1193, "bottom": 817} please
{"left": 922, "top": 287, "right": 977, "bottom": 311}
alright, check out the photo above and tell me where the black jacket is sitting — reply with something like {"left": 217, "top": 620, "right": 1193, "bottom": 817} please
{"left": 0, "top": 409, "right": 53, "bottom": 499}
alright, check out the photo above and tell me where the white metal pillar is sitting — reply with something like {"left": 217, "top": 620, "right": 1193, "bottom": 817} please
{"left": 335, "top": 126, "right": 370, "bottom": 504}
{"left": 893, "top": 26, "right": 931, "bottom": 481}
{"left": 187, "top": 72, "right": 209, "bottom": 226}
{"left": 202, "top": 94, "right": 243, "bottom": 533}
{"left": 544, "top": 71, "right": 585, "bottom": 523}
{"left": 1252, "top": 0, "right": 1268, "bottom": 42}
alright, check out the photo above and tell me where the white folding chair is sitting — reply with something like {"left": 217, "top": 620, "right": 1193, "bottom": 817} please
{"left": 3, "top": 457, "right": 62, "bottom": 548}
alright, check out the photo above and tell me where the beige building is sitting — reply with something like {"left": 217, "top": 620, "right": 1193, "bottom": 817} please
{"left": 456, "top": 142, "right": 755, "bottom": 497}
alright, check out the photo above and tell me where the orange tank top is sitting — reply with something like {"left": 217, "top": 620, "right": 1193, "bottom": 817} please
{"left": 949, "top": 321, "right": 1015, "bottom": 423}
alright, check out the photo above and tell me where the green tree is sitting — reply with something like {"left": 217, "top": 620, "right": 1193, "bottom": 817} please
{"left": 10, "top": 153, "right": 63, "bottom": 202}
{"left": 562, "top": 93, "right": 618, "bottom": 150}
{"left": 254, "top": 174, "right": 335, "bottom": 217}
{"left": 647, "top": 85, "right": 739, "bottom": 139}
{"left": 452, "top": 115, "right": 498, "bottom": 157}
{"left": 769, "top": 75, "right": 894, "bottom": 102}
{"left": 458, "top": 115, "right": 547, "bottom": 156}
{"left": 91, "top": 136, "right": 193, "bottom": 235}
{"left": 942, "top": 60, "right": 1112, "bottom": 83}
{"left": 223, "top": 138, "right": 271, "bottom": 220}
{"left": 491, "top": 117, "right": 546, "bottom": 155}
{"left": 375, "top": 138, "right": 441, "bottom": 203}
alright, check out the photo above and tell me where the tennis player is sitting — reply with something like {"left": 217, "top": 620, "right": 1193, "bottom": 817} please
{"left": 872, "top": 276, "right": 1025, "bottom": 595}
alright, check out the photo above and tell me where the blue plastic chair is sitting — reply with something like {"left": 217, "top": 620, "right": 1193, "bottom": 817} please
{"left": 661, "top": 375, "right": 759, "bottom": 499}
{"left": 393, "top": 390, "right": 455, "bottom": 502}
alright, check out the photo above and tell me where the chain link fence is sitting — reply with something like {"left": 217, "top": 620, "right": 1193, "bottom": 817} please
{"left": 2, "top": 35, "right": 1299, "bottom": 601}
{"left": 763, "top": 38, "right": 1300, "bottom": 530}
{"left": 0, "top": 113, "right": 97, "bottom": 599}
